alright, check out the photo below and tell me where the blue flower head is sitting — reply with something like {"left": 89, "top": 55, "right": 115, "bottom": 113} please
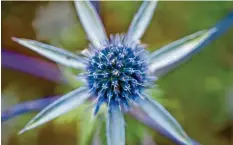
{"left": 12, "top": 1, "right": 233, "bottom": 145}
{"left": 86, "top": 34, "right": 151, "bottom": 114}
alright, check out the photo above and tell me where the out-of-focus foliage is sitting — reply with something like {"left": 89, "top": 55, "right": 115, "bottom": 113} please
{"left": 2, "top": 1, "right": 233, "bottom": 145}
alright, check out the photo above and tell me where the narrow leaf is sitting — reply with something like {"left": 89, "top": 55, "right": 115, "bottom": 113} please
{"left": 107, "top": 104, "right": 125, "bottom": 145}
{"left": 149, "top": 11, "right": 233, "bottom": 77}
{"left": 125, "top": 1, "right": 158, "bottom": 43}
{"left": 74, "top": 1, "right": 108, "bottom": 49}
{"left": 12, "top": 37, "right": 87, "bottom": 70}
{"left": 19, "top": 87, "right": 90, "bottom": 134}
{"left": 137, "top": 97, "right": 192, "bottom": 145}
{"left": 2, "top": 96, "right": 58, "bottom": 122}
{"left": 148, "top": 29, "right": 216, "bottom": 77}
{"left": 2, "top": 49, "right": 65, "bottom": 83}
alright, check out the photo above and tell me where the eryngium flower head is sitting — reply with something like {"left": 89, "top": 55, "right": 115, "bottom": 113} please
{"left": 86, "top": 34, "right": 151, "bottom": 114}
{"left": 12, "top": 1, "right": 232, "bottom": 145}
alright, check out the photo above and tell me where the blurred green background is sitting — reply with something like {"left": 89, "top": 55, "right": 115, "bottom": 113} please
{"left": 1, "top": 1, "right": 233, "bottom": 145}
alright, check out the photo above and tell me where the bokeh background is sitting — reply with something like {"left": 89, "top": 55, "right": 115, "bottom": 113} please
{"left": 1, "top": 1, "right": 233, "bottom": 145}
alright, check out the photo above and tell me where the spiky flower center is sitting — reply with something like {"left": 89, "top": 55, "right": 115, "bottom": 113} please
{"left": 86, "top": 35, "right": 150, "bottom": 112}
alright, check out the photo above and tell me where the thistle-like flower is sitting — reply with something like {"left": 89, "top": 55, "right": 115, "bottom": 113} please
{"left": 12, "top": 1, "right": 224, "bottom": 145}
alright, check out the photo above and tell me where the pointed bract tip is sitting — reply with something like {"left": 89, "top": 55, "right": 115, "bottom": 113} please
{"left": 12, "top": 37, "right": 28, "bottom": 44}
{"left": 12, "top": 37, "right": 20, "bottom": 42}
{"left": 209, "top": 27, "right": 218, "bottom": 34}
{"left": 18, "top": 127, "right": 28, "bottom": 135}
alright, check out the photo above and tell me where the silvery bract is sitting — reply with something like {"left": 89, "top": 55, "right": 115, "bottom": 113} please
{"left": 13, "top": 1, "right": 218, "bottom": 145}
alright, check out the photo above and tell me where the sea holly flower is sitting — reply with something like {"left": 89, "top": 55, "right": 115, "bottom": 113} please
{"left": 11, "top": 1, "right": 233, "bottom": 145}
